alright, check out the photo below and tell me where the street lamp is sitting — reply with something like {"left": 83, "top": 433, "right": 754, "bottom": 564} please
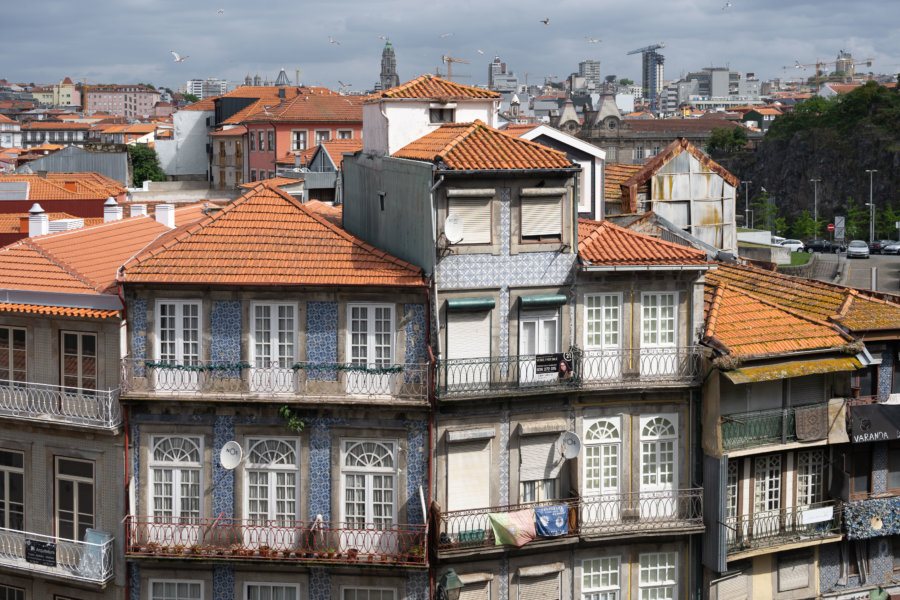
{"left": 866, "top": 169, "right": 877, "bottom": 244}
{"left": 740, "top": 180, "right": 752, "bottom": 228}
{"left": 810, "top": 178, "right": 821, "bottom": 235}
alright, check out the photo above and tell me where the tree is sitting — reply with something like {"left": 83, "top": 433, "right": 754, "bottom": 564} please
{"left": 878, "top": 202, "right": 900, "bottom": 240}
{"left": 619, "top": 78, "right": 634, "bottom": 86}
{"left": 182, "top": 93, "right": 200, "bottom": 104}
{"left": 731, "top": 126, "right": 748, "bottom": 148}
{"left": 706, "top": 127, "right": 734, "bottom": 153}
{"left": 129, "top": 144, "right": 166, "bottom": 184}
{"left": 844, "top": 196, "right": 869, "bottom": 240}
{"left": 789, "top": 210, "right": 816, "bottom": 239}
{"left": 774, "top": 216, "right": 789, "bottom": 237}
{"left": 751, "top": 190, "right": 778, "bottom": 232}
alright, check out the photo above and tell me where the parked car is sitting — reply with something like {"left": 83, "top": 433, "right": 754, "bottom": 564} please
{"left": 779, "top": 239, "right": 804, "bottom": 252}
{"left": 869, "top": 239, "right": 895, "bottom": 254}
{"left": 883, "top": 242, "right": 900, "bottom": 255}
{"left": 803, "top": 239, "right": 843, "bottom": 253}
{"left": 846, "top": 240, "right": 870, "bottom": 259}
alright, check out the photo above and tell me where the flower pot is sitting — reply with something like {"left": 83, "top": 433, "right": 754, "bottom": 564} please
{"left": 347, "top": 548, "right": 359, "bottom": 562}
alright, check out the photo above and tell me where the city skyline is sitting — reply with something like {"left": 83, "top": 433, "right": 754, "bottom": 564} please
{"left": 3, "top": 0, "right": 898, "bottom": 92}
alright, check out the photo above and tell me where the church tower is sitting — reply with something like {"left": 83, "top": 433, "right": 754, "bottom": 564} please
{"left": 379, "top": 40, "right": 400, "bottom": 91}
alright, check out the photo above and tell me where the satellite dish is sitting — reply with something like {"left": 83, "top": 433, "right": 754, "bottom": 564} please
{"left": 444, "top": 214, "right": 464, "bottom": 244}
{"left": 557, "top": 431, "right": 582, "bottom": 460}
{"left": 220, "top": 440, "right": 243, "bottom": 470}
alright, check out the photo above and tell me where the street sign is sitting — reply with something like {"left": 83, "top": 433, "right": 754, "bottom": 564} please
{"left": 827, "top": 223, "right": 835, "bottom": 232}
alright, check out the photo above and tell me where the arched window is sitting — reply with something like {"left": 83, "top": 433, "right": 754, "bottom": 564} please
{"left": 341, "top": 440, "right": 398, "bottom": 531}
{"left": 584, "top": 417, "right": 621, "bottom": 496}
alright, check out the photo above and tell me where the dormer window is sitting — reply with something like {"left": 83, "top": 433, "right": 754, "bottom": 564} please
{"left": 430, "top": 108, "right": 455, "bottom": 123}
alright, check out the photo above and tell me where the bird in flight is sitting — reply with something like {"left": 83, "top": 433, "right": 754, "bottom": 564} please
{"left": 377, "top": 35, "right": 388, "bottom": 40}
{"left": 540, "top": 17, "right": 550, "bottom": 25}
{"left": 170, "top": 51, "right": 188, "bottom": 62}
{"left": 338, "top": 80, "right": 351, "bottom": 88}
{"left": 216, "top": 8, "right": 224, "bottom": 15}
{"left": 586, "top": 37, "right": 601, "bottom": 43}
{"left": 722, "top": 1, "right": 732, "bottom": 9}
{"left": 476, "top": 49, "right": 485, "bottom": 54}
{"left": 440, "top": 32, "right": 453, "bottom": 38}
{"left": 328, "top": 36, "right": 341, "bottom": 45}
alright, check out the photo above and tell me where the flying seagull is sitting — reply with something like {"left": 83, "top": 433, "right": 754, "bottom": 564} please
{"left": 216, "top": 8, "right": 224, "bottom": 14}
{"left": 476, "top": 49, "right": 485, "bottom": 55}
{"left": 586, "top": 37, "right": 601, "bottom": 44}
{"left": 170, "top": 51, "right": 188, "bottom": 62}
{"left": 440, "top": 32, "right": 454, "bottom": 38}
{"left": 540, "top": 17, "right": 550, "bottom": 25}
{"left": 328, "top": 36, "right": 341, "bottom": 45}
{"left": 338, "top": 80, "right": 351, "bottom": 88}
{"left": 377, "top": 35, "right": 388, "bottom": 40}
{"left": 722, "top": 1, "right": 732, "bottom": 9}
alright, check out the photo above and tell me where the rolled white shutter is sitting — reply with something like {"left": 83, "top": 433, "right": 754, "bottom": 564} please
{"left": 521, "top": 197, "right": 561, "bottom": 237}
{"left": 449, "top": 198, "right": 491, "bottom": 244}
{"left": 520, "top": 434, "right": 563, "bottom": 481}
{"left": 518, "top": 573, "right": 560, "bottom": 600}
{"left": 447, "top": 311, "right": 491, "bottom": 360}
{"left": 460, "top": 581, "right": 490, "bottom": 600}
{"left": 448, "top": 439, "right": 491, "bottom": 511}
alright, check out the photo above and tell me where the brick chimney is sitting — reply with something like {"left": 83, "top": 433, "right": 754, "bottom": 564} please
{"left": 28, "top": 203, "right": 49, "bottom": 237}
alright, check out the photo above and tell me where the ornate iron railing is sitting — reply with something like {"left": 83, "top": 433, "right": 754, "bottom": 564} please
{"left": 0, "top": 379, "right": 121, "bottom": 429}
{"left": 0, "top": 527, "right": 114, "bottom": 584}
{"left": 125, "top": 516, "right": 427, "bottom": 566}
{"left": 437, "top": 488, "right": 703, "bottom": 551}
{"left": 725, "top": 500, "right": 840, "bottom": 554}
{"left": 580, "top": 347, "right": 702, "bottom": 389}
{"left": 120, "top": 359, "right": 429, "bottom": 404}
{"left": 435, "top": 352, "right": 580, "bottom": 399}
{"left": 720, "top": 402, "right": 829, "bottom": 451}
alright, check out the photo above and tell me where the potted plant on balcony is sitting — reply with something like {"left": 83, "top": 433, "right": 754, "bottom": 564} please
{"left": 324, "top": 547, "right": 335, "bottom": 559}
{"left": 258, "top": 545, "right": 271, "bottom": 558}
{"left": 189, "top": 544, "right": 203, "bottom": 556}
{"left": 172, "top": 544, "right": 186, "bottom": 555}
{"left": 346, "top": 547, "right": 359, "bottom": 562}
{"left": 407, "top": 545, "right": 424, "bottom": 563}
{"left": 144, "top": 541, "right": 159, "bottom": 554}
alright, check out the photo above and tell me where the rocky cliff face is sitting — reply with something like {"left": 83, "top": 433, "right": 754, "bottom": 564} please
{"left": 715, "top": 124, "right": 900, "bottom": 222}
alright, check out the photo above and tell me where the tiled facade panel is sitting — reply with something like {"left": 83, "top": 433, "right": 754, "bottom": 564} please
{"left": 213, "top": 415, "right": 236, "bottom": 518}
{"left": 820, "top": 537, "right": 896, "bottom": 593}
{"left": 210, "top": 300, "right": 242, "bottom": 362}
{"left": 307, "top": 301, "right": 338, "bottom": 381}
{"left": 213, "top": 564, "right": 235, "bottom": 600}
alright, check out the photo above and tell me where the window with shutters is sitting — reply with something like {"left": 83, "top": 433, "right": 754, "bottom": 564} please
{"left": 244, "top": 438, "right": 300, "bottom": 545}
{"left": 519, "top": 433, "right": 563, "bottom": 503}
{"left": 777, "top": 551, "right": 811, "bottom": 592}
{"left": 753, "top": 455, "right": 781, "bottom": 518}
{"left": 258, "top": 130, "right": 265, "bottom": 152}
{"left": 245, "top": 583, "right": 299, "bottom": 600}
{"left": 446, "top": 309, "right": 491, "bottom": 388}
{"left": 638, "top": 552, "right": 676, "bottom": 600}
{"left": 150, "top": 436, "right": 202, "bottom": 544}
{"left": 520, "top": 195, "right": 562, "bottom": 241}
{"left": 582, "top": 556, "right": 620, "bottom": 600}
{"left": 0, "top": 450, "right": 24, "bottom": 530}
{"left": 796, "top": 449, "right": 824, "bottom": 505}
{"left": 447, "top": 439, "right": 491, "bottom": 511}
{"left": 448, "top": 197, "right": 492, "bottom": 245}
{"left": 61, "top": 332, "right": 97, "bottom": 392}
{"left": 0, "top": 326, "right": 26, "bottom": 383}
{"left": 789, "top": 375, "right": 824, "bottom": 406}
{"left": 267, "top": 130, "right": 274, "bottom": 153}
{"left": 459, "top": 580, "right": 490, "bottom": 600}
{"left": 150, "top": 580, "right": 203, "bottom": 600}
{"left": 583, "top": 418, "right": 621, "bottom": 498}
{"left": 55, "top": 457, "right": 94, "bottom": 541}
{"left": 291, "top": 130, "right": 307, "bottom": 151}
{"left": 519, "top": 572, "right": 560, "bottom": 600}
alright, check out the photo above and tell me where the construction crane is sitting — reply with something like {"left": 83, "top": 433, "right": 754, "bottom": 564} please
{"left": 627, "top": 43, "right": 665, "bottom": 113}
{"left": 438, "top": 54, "right": 471, "bottom": 80}
{"left": 782, "top": 56, "right": 873, "bottom": 92}
{"left": 543, "top": 75, "right": 558, "bottom": 85}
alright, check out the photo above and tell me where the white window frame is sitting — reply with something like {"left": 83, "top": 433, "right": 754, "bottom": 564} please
{"left": 447, "top": 197, "right": 492, "bottom": 245}
{"left": 291, "top": 130, "right": 308, "bottom": 151}
{"left": 0, "top": 450, "right": 24, "bottom": 531}
{"left": 582, "top": 555, "right": 621, "bottom": 600}
{"left": 337, "top": 129, "right": 353, "bottom": 140}
{"left": 340, "top": 587, "right": 397, "bottom": 600}
{"left": 429, "top": 108, "right": 454, "bottom": 123}
{"left": 797, "top": 449, "right": 824, "bottom": 506}
{"left": 520, "top": 196, "right": 563, "bottom": 239}
{"left": 753, "top": 454, "right": 782, "bottom": 514}
{"left": 61, "top": 330, "right": 98, "bottom": 391}
{"left": 641, "top": 293, "right": 676, "bottom": 349}
{"left": 583, "top": 417, "right": 622, "bottom": 497}
{"left": 244, "top": 437, "right": 301, "bottom": 524}
{"left": 149, "top": 435, "right": 203, "bottom": 543}
{"left": 154, "top": 300, "right": 202, "bottom": 365}
{"left": 55, "top": 456, "right": 94, "bottom": 541}
{"left": 314, "top": 130, "right": 331, "bottom": 144}
{"left": 258, "top": 130, "right": 265, "bottom": 152}
{"left": 0, "top": 326, "right": 26, "bottom": 382}
{"left": 149, "top": 579, "right": 204, "bottom": 600}
{"left": 584, "top": 293, "right": 621, "bottom": 350}
{"left": 250, "top": 302, "right": 297, "bottom": 392}
{"left": 638, "top": 552, "right": 677, "bottom": 600}
{"left": 244, "top": 582, "right": 300, "bottom": 600}
{"left": 346, "top": 304, "right": 395, "bottom": 367}
{"left": 340, "top": 438, "right": 399, "bottom": 525}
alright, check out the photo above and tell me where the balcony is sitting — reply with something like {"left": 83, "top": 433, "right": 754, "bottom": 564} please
{"left": 721, "top": 401, "right": 830, "bottom": 452}
{"left": 0, "top": 379, "right": 122, "bottom": 429}
{"left": 725, "top": 501, "right": 841, "bottom": 556}
{"left": 0, "top": 527, "right": 114, "bottom": 584}
{"left": 125, "top": 516, "right": 427, "bottom": 567}
{"left": 120, "top": 359, "right": 429, "bottom": 405}
{"left": 436, "top": 489, "right": 703, "bottom": 553}
{"left": 580, "top": 347, "right": 701, "bottom": 390}
{"left": 435, "top": 353, "right": 580, "bottom": 400}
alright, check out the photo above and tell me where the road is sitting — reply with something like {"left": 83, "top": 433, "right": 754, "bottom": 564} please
{"left": 814, "top": 252, "right": 900, "bottom": 293}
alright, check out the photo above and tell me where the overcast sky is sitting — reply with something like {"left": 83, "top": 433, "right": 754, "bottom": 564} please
{"left": 4, "top": 0, "right": 899, "bottom": 94}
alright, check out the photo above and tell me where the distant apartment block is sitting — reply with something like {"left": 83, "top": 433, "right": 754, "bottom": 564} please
{"left": 29, "top": 77, "right": 80, "bottom": 107}
{"left": 84, "top": 84, "right": 161, "bottom": 119}
{"left": 186, "top": 78, "right": 229, "bottom": 99}
{"left": 488, "top": 56, "right": 519, "bottom": 92}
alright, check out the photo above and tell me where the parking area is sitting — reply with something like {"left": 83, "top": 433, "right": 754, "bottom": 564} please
{"left": 814, "top": 252, "right": 900, "bottom": 292}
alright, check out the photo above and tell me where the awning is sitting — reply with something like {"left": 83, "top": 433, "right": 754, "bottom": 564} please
{"left": 721, "top": 356, "right": 863, "bottom": 384}
{"left": 446, "top": 297, "right": 495, "bottom": 311}
{"left": 520, "top": 294, "right": 567, "bottom": 308}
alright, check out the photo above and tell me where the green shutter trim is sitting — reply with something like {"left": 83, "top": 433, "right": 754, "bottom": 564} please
{"left": 446, "top": 297, "right": 496, "bottom": 312}
{"left": 519, "top": 294, "right": 567, "bottom": 308}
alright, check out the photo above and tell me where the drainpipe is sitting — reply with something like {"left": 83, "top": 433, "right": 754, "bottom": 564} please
{"left": 430, "top": 175, "right": 445, "bottom": 359}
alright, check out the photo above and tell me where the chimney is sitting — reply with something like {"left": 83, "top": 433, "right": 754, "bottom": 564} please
{"left": 64, "top": 181, "right": 76, "bottom": 192}
{"left": 28, "top": 203, "right": 49, "bottom": 237}
{"left": 37, "top": 170, "right": 48, "bottom": 179}
{"left": 130, "top": 204, "right": 147, "bottom": 217}
{"left": 155, "top": 203, "right": 175, "bottom": 228}
{"left": 19, "top": 215, "right": 29, "bottom": 234}
{"left": 103, "top": 197, "right": 122, "bottom": 222}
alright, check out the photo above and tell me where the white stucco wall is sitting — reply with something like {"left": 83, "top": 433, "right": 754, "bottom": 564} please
{"left": 156, "top": 109, "right": 211, "bottom": 178}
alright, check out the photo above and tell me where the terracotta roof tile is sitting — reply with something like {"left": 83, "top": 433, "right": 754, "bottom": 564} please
{"left": 210, "top": 126, "right": 247, "bottom": 136}
{"left": 703, "top": 283, "right": 850, "bottom": 357}
{"left": 367, "top": 74, "right": 499, "bottom": 101}
{"left": 120, "top": 184, "right": 424, "bottom": 287}
{"left": 0, "top": 303, "right": 120, "bottom": 319}
{"left": 243, "top": 92, "right": 363, "bottom": 123}
{"left": 393, "top": 121, "right": 572, "bottom": 171}
{"left": 577, "top": 219, "right": 709, "bottom": 266}
{"left": 604, "top": 163, "right": 644, "bottom": 201}
{"left": 20, "top": 122, "right": 91, "bottom": 130}
{"left": 239, "top": 177, "right": 303, "bottom": 189}
{"left": 318, "top": 139, "right": 363, "bottom": 169}
{"left": 303, "top": 200, "right": 342, "bottom": 227}
{"left": 503, "top": 123, "right": 540, "bottom": 136}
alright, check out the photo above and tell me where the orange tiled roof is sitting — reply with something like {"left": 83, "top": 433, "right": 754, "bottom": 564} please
{"left": 239, "top": 177, "right": 303, "bottom": 189}
{"left": 275, "top": 147, "right": 317, "bottom": 167}
{"left": 604, "top": 163, "right": 644, "bottom": 201}
{"left": 577, "top": 219, "right": 708, "bottom": 266}
{"left": 0, "top": 205, "right": 207, "bottom": 296}
{"left": 210, "top": 126, "right": 247, "bottom": 136}
{"left": 503, "top": 123, "right": 540, "bottom": 137}
{"left": 703, "top": 283, "right": 850, "bottom": 357}
{"left": 0, "top": 115, "right": 15, "bottom": 124}
{"left": 304, "top": 200, "right": 342, "bottom": 227}
{"left": 393, "top": 121, "right": 572, "bottom": 171}
{"left": 706, "top": 262, "right": 900, "bottom": 334}
{"left": 243, "top": 93, "right": 363, "bottom": 123}
{"left": 0, "top": 303, "right": 120, "bottom": 319}
{"left": 368, "top": 74, "right": 499, "bottom": 101}
{"left": 120, "top": 184, "right": 424, "bottom": 287}
{"left": 318, "top": 139, "right": 363, "bottom": 169}
{"left": 0, "top": 173, "right": 125, "bottom": 201}
{"left": 20, "top": 121, "right": 90, "bottom": 130}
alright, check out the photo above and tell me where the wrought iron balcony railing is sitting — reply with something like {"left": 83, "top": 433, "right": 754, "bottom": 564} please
{"left": 120, "top": 359, "right": 429, "bottom": 404}
{"left": 0, "top": 379, "right": 122, "bottom": 429}
{"left": 580, "top": 347, "right": 702, "bottom": 389}
{"left": 125, "top": 516, "right": 427, "bottom": 567}
{"left": 435, "top": 352, "right": 580, "bottom": 400}
{"left": 721, "top": 401, "right": 830, "bottom": 451}
{"left": 0, "top": 526, "right": 114, "bottom": 584}
{"left": 436, "top": 488, "right": 703, "bottom": 552}
{"left": 725, "top": 500, "right": 841, "bottom": 555}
